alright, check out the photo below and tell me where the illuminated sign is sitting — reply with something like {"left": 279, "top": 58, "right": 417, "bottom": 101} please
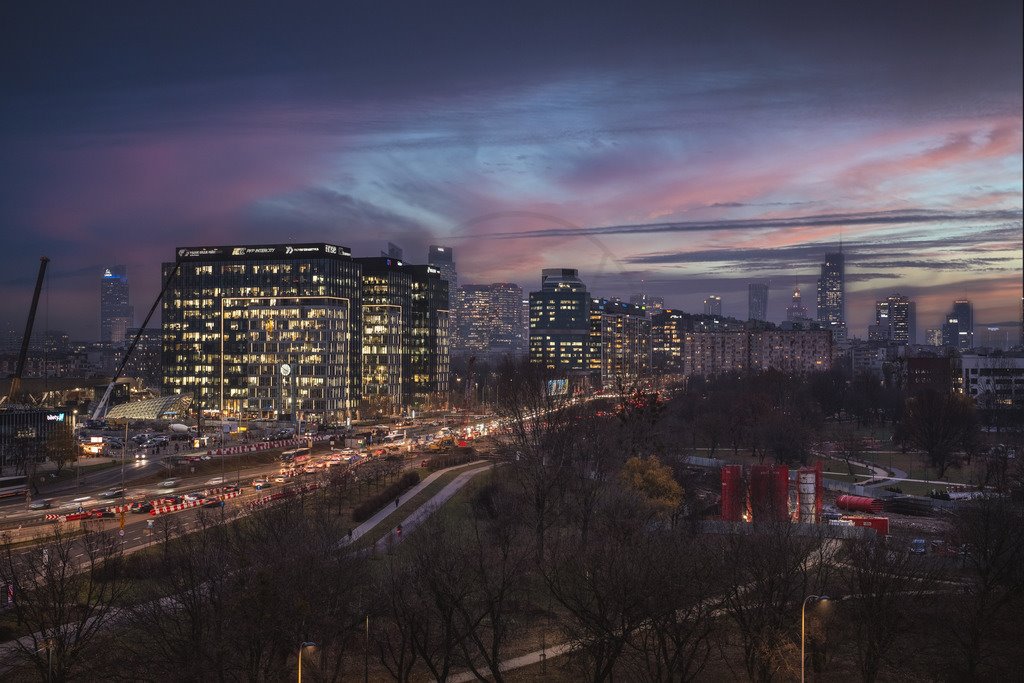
{"left": 46, "top": 413, "right": 66, "bottom": 422}
{"left": 178, "top": 244, "right": 351, "bottom": 261}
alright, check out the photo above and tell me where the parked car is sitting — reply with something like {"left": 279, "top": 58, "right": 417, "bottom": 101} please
{"left": 130, "top": 502, "right": 154, "bottom": 514}
{"left": 252, "top": 478, "right": 271, "bottom": 489}
{"left": 183, "top": 492, "right": 206, "bottom": 502}
{"left": 28, "top": 499, "right": 52, "bottom": 510}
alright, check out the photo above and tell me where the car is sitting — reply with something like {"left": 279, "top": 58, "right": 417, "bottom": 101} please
{"left": 205, "top": 477, "right": 224, "bottom": 486}
{"left": 99, "top": 488, "right": 125, "bottom": 499}
{"left": 910, "top": 538, "right": 928, "bottom": 555}
{"left": 158, "top": 479, "right": 180, "bottom": 489}
{"left": 135, "top": 452, "right": 148, "bottom": 460}
{"left": 222, "top": 484, "right": 240, "bottom": 493}
{"left": 252, "top": 478, "right": 271, "bottom": 489}
{"left": 201, "top": 498, "right": 222, "bottom": 508}
{"left": 272, "top": 475, "right": 288, "bottom": 483}
{"left": 183, "top": 492, "right": 206, "bottom": 502}
{"left": 28, "top": 499, "right": 52, "bottom": 510}
{"left": 130, "top": 502, "right": 154, "bottom": 514}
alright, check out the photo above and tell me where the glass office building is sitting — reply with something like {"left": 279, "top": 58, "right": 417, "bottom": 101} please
{"left": 162, "top": 244, "right": 362, "bottom": 421}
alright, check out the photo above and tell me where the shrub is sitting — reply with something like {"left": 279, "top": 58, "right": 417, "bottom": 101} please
{"left": 426, "top": 452, "right": 476, "bottom": 471}
{"left": 351, "top": 471, "right": 420, "bottom": 522}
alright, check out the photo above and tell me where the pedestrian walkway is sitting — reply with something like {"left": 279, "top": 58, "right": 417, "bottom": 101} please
{"left": 370, "top": 463, "right": 493, "bottom": 548}
{"left": 347, "top": 461, "right": 486, "bottom": 543}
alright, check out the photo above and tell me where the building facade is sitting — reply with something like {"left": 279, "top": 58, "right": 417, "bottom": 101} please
{"left": 588, "top": 298, "right": 651, "bottom": 388}
{"left": 786, "top": 286, "right": 810, "bottom": 322}
{"left": 455, "top": 283, "right": 525, "bottom": 358}
{"left": 100, "top": 266, "right": 134, "bottom": 344}
{"left": 683, "top": 330, "right": 832, "bottom": 378}
{"left": 960, "top": 352, "right": 1024, "bottom": 407}
{"left": 162, "top": 244, "right": 363, "bottom": 422}
{"left": 874, "top": 293, "right": 916, "bottom": 345}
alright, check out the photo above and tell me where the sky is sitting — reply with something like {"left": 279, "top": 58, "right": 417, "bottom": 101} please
{"left": 1, "top": 0, "right": 1021, "bottom": 342}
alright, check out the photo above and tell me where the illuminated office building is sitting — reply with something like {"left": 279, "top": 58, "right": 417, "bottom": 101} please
{"left": 816, "top": 252, "right": 847, "bottom": 342}
{"left": 589, "top": 298, "right": 651, "bottom": 388}
{"left": 942, "top": 299, "right": 974, "bottom": 350}
{"left": 100, "top": 266, "right": 134, "bottom": 343}
{"left": 162, "top": 243, "right": 362, "bottom": 422}
{"left": 529, "top": 269, "right": 591, "bottom": 372}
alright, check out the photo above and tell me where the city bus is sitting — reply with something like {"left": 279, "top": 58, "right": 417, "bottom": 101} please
{"left": 0, "top": 475, "right": 29, "bottom": 499}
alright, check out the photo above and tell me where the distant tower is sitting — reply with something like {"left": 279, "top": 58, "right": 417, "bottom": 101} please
{"left": 786, "top": 286, "right": 810, "bottom": 322}
{"left": 748, "top": 283, "right": 769, "bottom": 322}
{"left": 100, "top": 266, "right": 133, "bottom": 343}
{"left": 816, "top": 252, "right": 846, "bottom": 341}
{"left": 941, "top": 299, "right": 974, "bottom": 350}
{"left": 703, "top": 295, "right": 722, "bottom": 316}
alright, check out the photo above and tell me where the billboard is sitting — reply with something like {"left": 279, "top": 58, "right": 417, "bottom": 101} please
{"left": 546, "top": 379, "right": 569, "bottom": 397}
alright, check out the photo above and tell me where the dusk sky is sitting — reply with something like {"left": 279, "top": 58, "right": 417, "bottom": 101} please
{"left": 2, "top": 1, "right": 1021, "bottom": 341}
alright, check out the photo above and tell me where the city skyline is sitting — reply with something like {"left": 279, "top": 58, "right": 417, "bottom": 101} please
{"left": 1, "top": 1, "right": 1021, "bottom": 340}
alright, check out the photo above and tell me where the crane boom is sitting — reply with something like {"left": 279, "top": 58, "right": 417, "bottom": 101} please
{"left": 7, "top": 256, "right": 49, "bottom": 403}
{"left": 91, "top": 259, "right": 183, "bottom": 420}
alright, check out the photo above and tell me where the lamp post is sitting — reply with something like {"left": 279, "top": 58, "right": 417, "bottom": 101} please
{"left": 297, "top": 641, "right": 317, "bottom": 683}
{"left": 801, "top": 594, "right": 829, "bottom": 683}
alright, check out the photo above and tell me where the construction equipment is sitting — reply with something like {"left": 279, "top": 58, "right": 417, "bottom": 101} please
{"left": 91, "top": 259, "right": 183, "bottom": 420}
{"left": 5, "top": 256, "right": 49, "bottom": 404}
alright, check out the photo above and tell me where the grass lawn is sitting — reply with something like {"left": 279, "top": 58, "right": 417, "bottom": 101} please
{"left": 352, "top": 461, "right": 491, "bottom": 551}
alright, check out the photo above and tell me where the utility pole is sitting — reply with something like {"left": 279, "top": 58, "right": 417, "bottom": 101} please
{"left": 122, "top": 418, "right": 128, "bottom": 491}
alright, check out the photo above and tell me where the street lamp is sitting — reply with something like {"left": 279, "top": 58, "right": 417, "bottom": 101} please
{"left": 801, "top": 594, "right": 830, "bottom": 683}
{"left": 297, "top": 641, "right": 317, "bottom": 683}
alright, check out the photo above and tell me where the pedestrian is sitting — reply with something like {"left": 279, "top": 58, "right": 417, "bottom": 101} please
{"left": 395, "top": 496, "right": 399, "bottom": 508}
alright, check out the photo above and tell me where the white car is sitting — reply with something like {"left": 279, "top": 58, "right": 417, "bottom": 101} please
{"left": 205, "top": 477, "right": 224, "bottom": 486}
{"left": 183, "top": 492, "right": 206, "bottom": 502}
{"left": 159, "top": 479, "right": 180, "bottom": 489}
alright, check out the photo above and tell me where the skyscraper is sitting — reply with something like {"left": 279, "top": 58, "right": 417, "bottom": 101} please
{"left": 629, "top": 293, "right": 665, "bottom": 315}
{"left": 874, "top": 293, "right": 915, "bottom": 345}
{"left": 100, "top": 266, "right": 133, "bottom": 343}
{"left": 748, "top": 283, "right": 769, "bottom": 322}
{"left": 941, "top": 299, "right": 974, "bottom": 350}
{"left": 786, "top": 287, "right": 810, "bottom": 322}
{"left": 529, "top": 269, "right": 591, "bottom": 372}
{"left": 588, "top": 298, "right": 651, "bottom": 387}
{"left": 429, "top": 245, "right": 458, "bottom": 344}
{"left": 816, "top": 252, "right": 846, "bottom": 342}
{"left": 427, "top": 245, "right": 457, "bottom": 293}
{"left": 703, "top": 295, "right": 722, "bottom": 316}
{"left": 455, "top": 283, "right": 525, "bottom": 356}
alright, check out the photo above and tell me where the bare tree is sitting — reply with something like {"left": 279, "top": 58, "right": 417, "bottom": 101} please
{"left": 900, "top": 390, "right": 979, "bottom": 478}
{"left": 0, "top": 523, "right": 128, "bottom": 682}
{"left": 719, "top": 523, "right": 834, "bottom": 683}
{"left": 840, "top": 535, "right": 939, "bottom": 683}
{"left": 942, "top": 496, "right": 1024, "bottom": 679}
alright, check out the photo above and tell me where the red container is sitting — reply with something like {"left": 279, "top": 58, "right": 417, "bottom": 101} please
{"left": 721, "top": 465, "right": 742, "bottom": 522}
{"left": 836, "top": 494, "right": 883, "bottom": 513}
{"left": 847, "top": 516, "right": 889, "bottom": 536}
{"left": 749, "top": 464, "right": 771, "bottom": 522}
{"left": 771, "top": 465, "right": 789, "bottom": 521}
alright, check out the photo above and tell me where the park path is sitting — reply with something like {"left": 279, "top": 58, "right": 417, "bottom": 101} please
{"left": 347, "top": 461, "right": 488, "bottom": 543}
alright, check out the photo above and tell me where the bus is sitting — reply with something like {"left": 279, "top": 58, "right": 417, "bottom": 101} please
{"left": 0, "top": 475, "right": 29, "bottom": 499}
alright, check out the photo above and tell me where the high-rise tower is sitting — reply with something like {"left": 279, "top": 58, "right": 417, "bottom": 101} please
{"left": 100, "top": 265, "right": 133, "bottom": 343}
{"left": 748, "top": 283, "right": 769, "bottom": 322}
{"left": 815, "top": 252, "right": 846, "bottom": 342}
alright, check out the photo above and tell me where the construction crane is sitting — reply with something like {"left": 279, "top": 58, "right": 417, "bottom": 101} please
{"left": 90, "top": 259, "right": 183, "bottom": 420}
{"left": 5, "top": 256, "right": 49, "bottom": 405}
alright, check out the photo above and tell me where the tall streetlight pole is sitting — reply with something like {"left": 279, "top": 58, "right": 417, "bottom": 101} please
{"left": 297, "top": 641, "right": 316, "bottom": 683}
{"left": 801, "top": 594, "right": 829, "bottom": 683}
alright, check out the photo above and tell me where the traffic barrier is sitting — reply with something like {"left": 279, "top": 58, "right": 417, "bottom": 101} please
{"left": 149, "top": 500, "right": 202, "bottom": 516}
{"left": 44, "top": 514, "right": 65, "bottom": 522}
